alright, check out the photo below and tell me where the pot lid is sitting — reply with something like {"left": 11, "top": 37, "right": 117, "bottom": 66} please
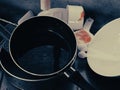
{"left": 87, "top": 18, "right": 120, "bottom": 77}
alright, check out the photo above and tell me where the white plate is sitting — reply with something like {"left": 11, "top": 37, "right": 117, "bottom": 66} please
{"left": 87, "top": 18, "right": 120, "bottom": 77}
{"left": 38, "top": 8, "right": 68, "bottom": 24}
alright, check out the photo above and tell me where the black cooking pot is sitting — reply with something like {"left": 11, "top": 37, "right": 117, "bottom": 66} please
{"left": 0, "top": 16, "right": 94, "bottom": 90}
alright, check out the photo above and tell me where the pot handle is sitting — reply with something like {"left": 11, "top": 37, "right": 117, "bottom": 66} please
{"left": 64, "top": 67, "right": 95, "bottom": 90}
{"left": 0, "top": 17, "right": 18, "bottom": 41}
{"left": 0, "top": 24, "right": 11, "bottom": 40}
{"left": 0, "top": 10, "right": 34, "bottom": 40}
{"left": 0, "top": 24, "right": 12, "bottom": 52}
{"left": 0, "top": 18, "right": 18, "bottom": 27}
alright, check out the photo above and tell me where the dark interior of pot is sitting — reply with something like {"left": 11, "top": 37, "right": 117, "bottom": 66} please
{"left": 10, "top": 17, "right": 76, "bottom": 75}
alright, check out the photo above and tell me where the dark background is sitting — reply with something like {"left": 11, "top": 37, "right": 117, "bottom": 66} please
{"left": 1, "top": 0, "right": 120, "bottom": 34}
{"left": 0, "top": 0, "right": 120, "bottom": 90}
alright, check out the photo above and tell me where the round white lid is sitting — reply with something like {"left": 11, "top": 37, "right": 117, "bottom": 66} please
{"left": 87, "top": 18, "right": 120, "bottom": 77}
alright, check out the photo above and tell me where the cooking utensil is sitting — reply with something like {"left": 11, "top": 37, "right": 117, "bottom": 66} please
{"left": 0, "top": 16, "right": 94, "bottom": 90}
